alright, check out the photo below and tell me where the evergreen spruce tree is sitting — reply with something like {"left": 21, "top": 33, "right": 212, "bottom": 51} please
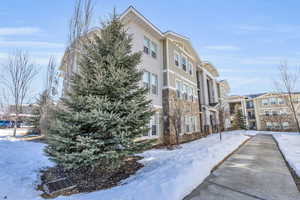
{"left": 45, "top": 13, "right": 153, "bottom": 171}
{"left": 232, "top": 109, "right": 246, "bottom": 130}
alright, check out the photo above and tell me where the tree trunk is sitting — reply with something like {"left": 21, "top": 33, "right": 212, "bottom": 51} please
{"left": 289, "top": 95, "right": 300, "bottom": 134}
{"left": 219, "top": 124, "right": 222, "bottom": 141}
{"left": 13, "top": 117, "right": 17, "bottom": 137}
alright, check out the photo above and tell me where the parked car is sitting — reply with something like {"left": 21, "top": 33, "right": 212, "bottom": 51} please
{"left": 0, "top": 120, "right": 12, "bottom": 128}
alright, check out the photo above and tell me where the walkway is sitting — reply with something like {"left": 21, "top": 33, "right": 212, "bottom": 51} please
{"left": 184, "top": 135, "right": 300, "bottom": 200}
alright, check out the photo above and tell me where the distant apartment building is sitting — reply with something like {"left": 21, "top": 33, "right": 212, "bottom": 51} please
{"left": 254, "top": 93, "right": 300, "bottom": 131}
{"left": 0, "top": 104, "right": 36, "bottom": 120}
{"left": 60, "top": 6, "right": 230, "bottom": 144}
{"left": 227, "top": 93, "right": 300, "bottom": 131}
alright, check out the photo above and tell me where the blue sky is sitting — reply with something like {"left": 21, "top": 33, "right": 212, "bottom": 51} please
{"left": 1, "top": 0, "right": 300, "bottom": 100}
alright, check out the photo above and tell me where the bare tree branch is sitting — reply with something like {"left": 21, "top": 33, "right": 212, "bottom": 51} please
{"left": 0, "top": 50, "right": 38, "bottom": 136}
{"left": 64, "top": 0, "right": 94, "bottom": 94}
{"left": 275, "top": 62, "right": 300, "bottom": 133}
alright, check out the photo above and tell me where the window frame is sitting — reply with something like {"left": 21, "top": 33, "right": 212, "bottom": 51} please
{"left": 270, "top": 97, "right": 277, "bottom": 105}
{"left": 262, "top": 99, "right": 269, "bottom": 106}
{"left": 150, "top": 41, "right": 157, "bottom": 58}
{"left": 188, "top": 61, "right": 193, "bottom": 75}
{"left": 282, "top": 122, "right": 289, "bottom": 129}
{"left": 278, "top": 98, "right": 284, "bottom": 105}
{"left": 174, "top": 51, "right": 180, "bottom": 67}
{"left": 143, "top": 36, "right": 150, "bottom": 55}
{"left": 181, "top": 55, "right": 187, "bottom": 72}
{"left": 176, "top": 80, "right": 182, "bottom": 99}
{"left": 151, "top": 73, "right": 158, "bottom": 95}
{"left": 266, "top": 122, "right": 272, "bottom": 129}
{"left": 143, "top": 71, "right": 150, "bottom": 92}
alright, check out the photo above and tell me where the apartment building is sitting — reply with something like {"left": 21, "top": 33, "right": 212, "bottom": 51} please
{"left": 60, "top": 6, "right": 229, "bottom": 144}
{"left": 254, "top": 93, "right": 300, "bottom": 131}
{"left": 227, "top": 94, "right": 264, "bottom": 130}
{"left": 227, "top": 92, "right": 300, "bottom": 131}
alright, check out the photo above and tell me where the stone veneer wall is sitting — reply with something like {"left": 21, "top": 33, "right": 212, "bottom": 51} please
{"left": 259, "top": 114, "right": 297, "bottom": 132}
{"left": 162, "top": 89, "right": 205, "bottom": 145}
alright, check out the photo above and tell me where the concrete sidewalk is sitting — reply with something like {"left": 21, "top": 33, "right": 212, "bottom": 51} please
{"left": 184, "top": 135, "right": 300, "bottom": 200}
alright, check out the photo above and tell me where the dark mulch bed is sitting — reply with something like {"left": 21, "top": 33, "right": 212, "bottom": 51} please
{"left": 38, "top": 156, "right": 143, "bottom": 198}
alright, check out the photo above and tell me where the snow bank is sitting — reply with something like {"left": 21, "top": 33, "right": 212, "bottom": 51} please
{"left": 0, "top": 141, "right": 53, "bottom": 200}
{"left": 273, "top": 133, "right": 300, "bottom": 177}
{"left": 0, "top": 133, "right": 248, "bottom": 200}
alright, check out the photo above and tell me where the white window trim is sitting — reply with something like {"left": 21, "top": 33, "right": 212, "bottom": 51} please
{"left": 174, "top": 51, "right": 180, "bottom": 67}
{"left": 143, "top": 71, "right": 158, "bottom": 96}
{"left": 181, "top": 54, "right": 187, "bottom": 72}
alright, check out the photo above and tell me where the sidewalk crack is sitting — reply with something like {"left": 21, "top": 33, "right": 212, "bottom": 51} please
{"left": 207, "top": 181, "right": 269, "bottom": 200}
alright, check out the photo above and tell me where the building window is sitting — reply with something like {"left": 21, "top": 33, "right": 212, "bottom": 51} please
{"left": 143, "top": 71, "right": 158, "bottom": 95}
{"left": 151, "top": 74, "right": 158, "bottom": 95}
{"left": 144, "top": 113, "right": 159, "bottom": 137}
{"left": 190, "top": 88, "right": 194, "bottom": 101}
{"left": 183, "top": 116, "right": 196, "bottom": 133}
{"left": 280, "top": 109, "right": 288, "bottom": 115}
{"left": 150, "top": 41, "right": 157, "bottom": 58}
{"left": 273, "top": 122, "right": 280, "bottom": 129}
{"left": 262, "top": 99, "right": 269, "bottom": 106}
{"left": 266, "top": 122, "right": 272, "bottom": 129}
{"left": 293, "top": 98, "right": 300, "bottom": 104}
{"left": 176, "top": 80, "right": 181, "bottom": 98}
{"left": 188, "top": 61, "right": 193, "bottom": 75}
{"left": 191, "top": 116, "right": 196, "bottom": 132}
{"left": 143, "top": 71, "right": 150, "bottom": 91}
{"left": 143, "top": 37, "right": 150, "bottom": 54}
{"left": 265, "top": 110, "right": 270, "bottom": 116}
{"left": 185, "top": 116, "right": 190, "bottom": 133}
{"left": 181, "top": 56, "right": 187, "bottom": 71}
{"left": 272, "top": 110, "right": 278, "bottom": 116}
{"left": 270, "top": 98, "right": 277, "bottom": 105}
{"left": 278, "top": 98, "right": 284, "bottom": 104}
{"left": 247, "top": 101, "right": 254, "bottom": 108}
{"left": 174, "top": 51, "right": 180, "bottom": 67}
{"left": 182, "top": 84, "right": 188, "bottom": 100}
{"left": 282, "top": 122, "right": 289, "bottom": 129}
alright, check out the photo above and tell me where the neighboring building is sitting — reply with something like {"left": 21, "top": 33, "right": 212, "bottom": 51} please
{"left": 227, "top": 92, "right": 300, "bottom": 131}
{"left": 0, "top": 104, "right": 36, "bottom": 125}
{"left": 60, "top": 6, "right": 229, "bottom": 144}
{"left": 254, "top": 93, "right": 300, "bottom": 131}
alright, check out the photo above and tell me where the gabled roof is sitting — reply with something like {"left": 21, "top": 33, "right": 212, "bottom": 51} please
{"left": 120, "top": 6, "right": 219, "bottom": 77}
{"left": 219, "top": 80, "right": 230, "bottom": 93}
{"left": 60, "top": 6, "right": 220, "bottom": 78}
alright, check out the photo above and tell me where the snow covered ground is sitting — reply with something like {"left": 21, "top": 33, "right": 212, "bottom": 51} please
{"left": 273, "top": 133, "right": 300, "bottom": 177}
{"left": 0, "top": 132, "right": 249, "bottom": 200}
{"left": 0, "top": 128, "right": 31, "bottom": 138}
{"left": 231, "top": 130, "right": 300, "bottom": 178}
{"left": 0, "top": 141, "right": 53, "bottom": 200}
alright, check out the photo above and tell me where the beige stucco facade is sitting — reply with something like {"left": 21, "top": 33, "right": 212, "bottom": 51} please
{"left": 60, "top": 6, "right": 229, "bottom": 144}
{"left": 254, "top": 93, "right": 300, "bottom": 131}
{"left": 227, "top": 93, "right": 300, "bottom": 131}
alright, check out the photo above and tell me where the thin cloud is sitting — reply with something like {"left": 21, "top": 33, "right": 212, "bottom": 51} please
{"left": 203, "top": 45, "right": 240, "bottom": 51}
{"left": 0, "top": 40, "right": 64, "bottom": 48}
{"left": 0, "top": 27, "right": 42, "bottom": 36}
{"left": 236, "top": 24, "right": 300, "bottom": 34}
{"left": 0, "top": 51, "right": 63, "bottom": 66}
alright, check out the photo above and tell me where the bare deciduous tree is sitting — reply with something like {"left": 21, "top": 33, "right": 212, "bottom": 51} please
{"left": 168, "top": 99, "right": 183, "bottom": 146}
{"left": 0, "top": 88, "right": 9, "bottom": 120}
{"left": 37, "top": 56, "right": 59, "bottom": 136}
{"left": 64, "top": 0, "right": 94, "bottom": 94}
{"left": 1, "top": 51, "right": 38, "bottom": 136}
{"left": 217, "top": 98, "right": 227, "bottom": 141}
{"left": 274, "top": 63, "right": 300, "bottom": 133}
